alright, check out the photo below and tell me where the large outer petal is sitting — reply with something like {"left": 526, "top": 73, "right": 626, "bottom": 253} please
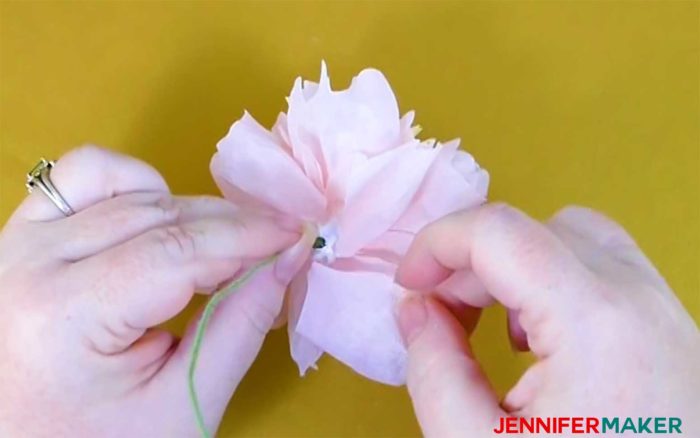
{"left": 295, "top": 261, "right": 407, "bottom": 386}
{"left": 393, "top": 140, "right": 489, "bottom": 233}
{"left": 287, "top": 267, "right": 323, "bottom": 375}
{"left": 361, "top": 141, "right": 489, "bottom": 262}
{"left": 286, "top": 63, "right": 401, "bottom": 189}
{"left": 211, "top": 112, "right": 326, "bottom": 221}
{"left": 334, "top": 143, "right": 439, "bottom": 257}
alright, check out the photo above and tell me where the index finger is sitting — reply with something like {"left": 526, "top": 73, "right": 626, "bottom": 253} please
{"left": 396, "top": 203, "right": 595, "bottom": 357}
{"left": 65, "top": 212, "right": 298, "bottom": 354}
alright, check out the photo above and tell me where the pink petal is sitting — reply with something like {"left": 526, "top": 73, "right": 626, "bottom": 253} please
{"left": 295, "top": 261, "right": 407, "bottom": 386}
{"left": 210, "top": 159, "right": 278, "bottom": 216}
{"left": 286, "top": 80, "right": 326, "bottom": 189}
{"left": 287, "top": 269, "right": 323, "bottom": 375}
{"left": 450, "top": 142, "right": 490, "bottom": 197}
{"left": 336, "top": 66, "right": 400, "bottom": 155}
{"left": 360, "top": 229, "right": 415, "bottom": 265}
{"left": 211, "top": 112, "right": 326, "bottom": 221}
{"left": 329, "top": 254, "right": 396, "bottom": 276}
{"left": 286, "top": 62, "right": 402, "bottom": 189}
{"left": 335, "top": 143, "right": 439, "bottom": 257}
{"left": 398, "top": 111, "right": 417, "bottom": 144}
{"left": 394, "top": 140, "right": 489, "bottom": 233}
{"left": 270, "top": 113, "right": 293, "bottom": 154}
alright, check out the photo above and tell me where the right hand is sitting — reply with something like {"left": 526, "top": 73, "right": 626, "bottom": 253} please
{"left": 396, "top": 204, "right": 700, "bottom": 436}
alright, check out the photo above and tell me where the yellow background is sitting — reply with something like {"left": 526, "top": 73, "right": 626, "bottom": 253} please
{"left": 1, "top": 1, "right": 698, "bottom": 437}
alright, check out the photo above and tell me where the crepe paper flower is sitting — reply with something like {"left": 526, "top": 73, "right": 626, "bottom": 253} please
{"left": 210, "top": 62, "right": 489, "bottom": 385}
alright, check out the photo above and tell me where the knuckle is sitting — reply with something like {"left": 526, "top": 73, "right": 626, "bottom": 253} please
{"left": 476, "top": 202, "right": 524, "bottom": 231}
{"left": 63, "top": 146, "right": 168, "bottom": 193}
{"left": 156, "top": 225, "right": 197, "bottom": 261}
{"left": 476, "top": 204, "right": 591, "bottom": 283}
{"left": 119, "top": 193, "right": 178, "bottom": 225}
{"left": 474, "top": 202, "right": 534, "bottom": 244}
{"left": 64, "top": 144, "right": 111, "bottom": 164}
{"left": 151, "top": 193, "right": 179, "bottom": 222}
{"left": 553, "top": 204, "right": 590, "bottom": 220}
{"left": 549, "top": 205, "right": 598, "bottom": 229}
{"left": 552, "top": 205, "right": 636, "bottom": 248}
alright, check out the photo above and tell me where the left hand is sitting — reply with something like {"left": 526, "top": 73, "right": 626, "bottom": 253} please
{"left": 0, "top": 146, "right": 304, "bottom": 437}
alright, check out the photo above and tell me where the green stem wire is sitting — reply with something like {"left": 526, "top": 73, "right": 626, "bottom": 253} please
{"left": 188, "top": 255, "right": 278, "bottom": 438}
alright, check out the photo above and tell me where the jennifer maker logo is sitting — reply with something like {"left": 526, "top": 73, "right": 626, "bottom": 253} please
{"left": 494, "top": 417, "right": 683, "bottom": 434}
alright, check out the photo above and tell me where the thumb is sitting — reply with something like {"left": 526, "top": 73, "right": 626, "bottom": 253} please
{"left": 160, "top": 231, "right": 313, "bottom": 433}
{"left": 398, "top": 295, "right": 504, "bottom": 437}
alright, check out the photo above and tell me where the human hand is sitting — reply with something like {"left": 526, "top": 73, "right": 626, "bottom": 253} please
{"left": 396, "top": 204, "right": 699, "bottom": 436}
{"left": 0, "top": 146, "right": 307, "bottom": 437}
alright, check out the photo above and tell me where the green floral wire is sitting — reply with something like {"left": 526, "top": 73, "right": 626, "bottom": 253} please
{"left": 188, "top": 254, "right": 279, "bottom": 438}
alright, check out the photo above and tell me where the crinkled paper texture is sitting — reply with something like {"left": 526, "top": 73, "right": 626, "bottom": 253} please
{"left": 211, "top": 62, "right": 489, "bottom": 385}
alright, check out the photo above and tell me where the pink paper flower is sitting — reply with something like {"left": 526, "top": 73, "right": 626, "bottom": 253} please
{"left": 211, "top": 63, "right": 488, "bottom": 385}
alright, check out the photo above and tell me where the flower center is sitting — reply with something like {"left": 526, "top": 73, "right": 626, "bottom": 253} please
{"left": 312, "top": 236, "right": 326, "bottom": 249}
{"left": 312, "top": 223, "right": 337, "bottom": 264}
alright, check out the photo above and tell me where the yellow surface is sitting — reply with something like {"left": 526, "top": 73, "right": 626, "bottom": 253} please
{"left": 1, "top": 1, "right": 698, "bottom": 437}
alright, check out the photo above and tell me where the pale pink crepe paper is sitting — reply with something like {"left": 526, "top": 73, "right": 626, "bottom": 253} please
{"left": 211, "top": 63, "right": 488, "bottom": 385}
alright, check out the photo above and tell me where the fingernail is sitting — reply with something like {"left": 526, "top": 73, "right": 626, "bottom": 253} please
{"left": 397, "top": 293, "right": 427, "bottom": 346}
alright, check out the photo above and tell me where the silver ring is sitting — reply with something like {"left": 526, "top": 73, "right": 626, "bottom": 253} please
{"left": 26, "top": 158, "right": 75, "bottom": 216}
